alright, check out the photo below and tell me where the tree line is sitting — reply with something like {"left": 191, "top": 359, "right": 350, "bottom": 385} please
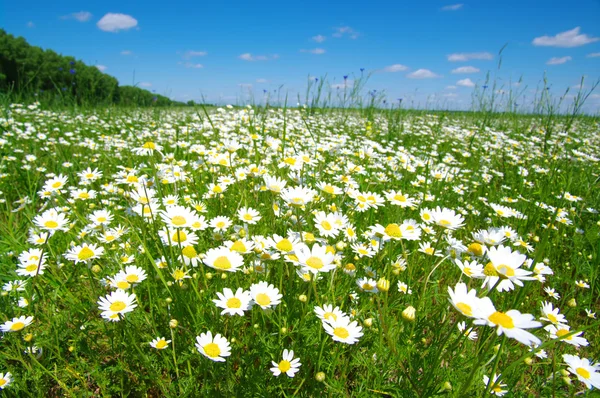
{"left": 0, "top": 29, "right": 183, "bottom": 107}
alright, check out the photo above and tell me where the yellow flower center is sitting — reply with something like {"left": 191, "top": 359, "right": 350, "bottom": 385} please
{"left": 255, "top": 293, "right": 271, "bottom": 306}
{"left": 488, "top": 311, "right": 514, "bottom": 329}
{"left": 324, "top": 312, "right": 337, "bottom": 321}
{"left": 181, "top": 246, "right": 197, "bottom": 258}
{"left": 456, "top": 302, "right": 473, "bottom": 317}
{"left": 226, "top": 298, "right": 242, "bottom": 308}
{"left": 171, "top": 230, "right": 187, "bottom": 243}
{"left": 10, "top": 322, "right": 25, "bottom": 331}
{"left": 276, "top": 239, "right": 293, "bottom": 252}
{"left": 213, "top": 256, "right": 232, "bottom": 270}
{"left": 243, "top": 214, "right": 253, "bottom": 221}
{"left": 555, "top": 329, "right": 571, "bottom": 339}
{"left": 0, "top": 379, "right": 6, "bottom": 386}
{"left": 117, "top": 281, "right": 130, "bottom": 289}
{"left": 78, "top": 247, "right": 95, "bottom": 260}
{"left": 171, "top": 216, "right": 187, "bottom": 226}
{"left": 306, "top": 256, "right": 324, "bottom": 270}
{"left": 142, "top": 141, "right": 156, "bottom": 149}
{"left": 44, "top": 220, "right": 59, "bottom": 229}
{"left": 110, "top": 301, "right": 127, "bottom": 312}
{"left": 203, "top": 343, "right": 221, "bottom": 358}
{"left": 333, "top": 327, "right": 349, "bottom": 339}
{"left": 321, "top": 221, "right": 332, "bottom": 231}
{"left": 155, "top": 339, "right": 168, "bottom": 349}
{"left": 323, "top": 185, "right": 335, "bottom": 194}
{"left": 384, "top": 223, "right": 402, "bottom": 238}
{"left": 173, "top": 269, "right": 186, "bottom": 280}
{"left": 576, "top": 367, "right": 590, "bottom": 379}
{"left": 468, "top": 243, "right": 483, "bottom": 256}
{"left": 278, "top": 360, "right": 291, "bottom": 373}
{"left": 52, "top": 181, "right": 63, "bottom": 189}
{"left": 230, "top": 241, "right": 247, "bottom": 252}
{"left": 126, "top": 175, "right": 139, "bottom": 183}
{"left": 25, "top": 264, "right": 38, "bottom": 272}
{"left": 394, "top": 194, "right": 407, "bottom": 202}
{"left": 497, "top": 264, "right": 515, "bottom": 278}
{"left": 126, "top": 275, "right": 139, "bottom": 283}
{"left": 484, "top": 262, "right": 498, "bottom": 276}
{"left": 439, "top": 219, "right": 451, "bottom": 226}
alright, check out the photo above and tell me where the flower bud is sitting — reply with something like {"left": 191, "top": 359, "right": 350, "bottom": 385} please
{"left": 91, "top": 264, "right": 102, "bottom": 273}
{"left": 165, "top": 297, "right": 172, "bottom": 304}
{"left": 376, "top": 277, "right": 390, "bottom": 292}
{"left": 567, "top": 298, "right": 576, "bottom": 308}
{"left": 169, "top": 319, "right": 178, "bottom": 329}
{"left": 280, "top": 327, "right": 287, "bottom": 334}
{"left": 205, "top": 272, "right": 213, "bottom": 280}
{"left": 363, "top": 318, "right": 373, "bottom": 327}
{"left": 221, "top": 273, "right": 227, "bottom": 280}
{"left": 298, "top": 294, "right": 307, "bottom": 303}
{"left": 442, "top": 381, "right": 452, "bottom": 391}
{"left": 402, "top": 306, "right": 416, "bottom": 322}
{"left": 315, "top": 372, "right": 326, "bottom": 382}
{"left": 23, "top": 333, "right": 33, "bottom": 342}
{"left": 524, "top": 357, "right": 533, "bottom": 365}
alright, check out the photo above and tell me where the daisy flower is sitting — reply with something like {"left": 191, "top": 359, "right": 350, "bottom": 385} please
{"left": 430, "top": 207, "right": 465, "bottom": 230}
{"left": 457, "top": 321, "right": 478, "bottom": 340}
{"left": 482, "top": 245, "right": 533, "bottom": 292}
{"left": 263, "top": 175, "right": 287, "bottom": 193}
{"left": 249, "top": 281, "right": 282, "bottom": 309}
{"left": 195, "top": 331, "right": 231, "bottom": 362}
{"left": 0, "top": 372, "right": 12, "bottom": 390}
{"left": 545, "top": 324, "right": 588, "bottom": 347}
{"left": 474, "top": 299, "right": 541, "bottom": 346}
{"left": 448, "top": 282, "right": 488, "bottom": 319}
{"left": 224, "top": 238, "right": 255, "bottom": 254}
{"left": 238, "top": 207, "right": 261, "bottom": 224}
{"left": 314, "top": 304, "right": 346, "bottom": 324}
{"left": 563, "top": 354, "right": 600, "bottom": 389}
{"left": 280, "top": 186, "right": 316, "bottom": 207}
{"left": 540, "top": 302, "right": 567, "bottom": 326}
{"left": 159, "top": 228, "right": 198, "bottom": 247}
{"left": 356, "top": 277, "right": 379, "bottom": 293}
{"left": 483, "top": 374, "right": 507, "bottom": 396}
{"left": 160, "top": 205, "right": 197, "bottom": 228}
{"left": 0, "top": 316, "right": 34, "bottom": 332}
{"left": 64, "top": 243, "right": 105, "bottom": 264}
{"left": 203, "top": 246, "right": 244, "bottom": 272}
{"left": 150, "top": 337, "right": 171, "bottom": 350}
{"left": 322, "top": 316, "right": 364, "bottom": 344}
{"left": 455, "top": 259, "right": 484, "bottom": 278}
{"left": 209, "top": 216, "right": 233, "bottom": 232}
{"left": 97, "top": 289, "right": 137, "bottom": 321}
{"left": 213, "top": 288, "right": 252, "bottom": 316}
{"left": 294, "top": 243, "right": 336, "bottom": 274}
{"left": 89, "top": 209, "right": 113, "bottom": 226}
{"left": 266, "top": 234, "right": 301, "bottom": 254}
{"left": 270, "top": 349, "right": 301, "bottom": 377}
{"left": 33, "top": 209, "right": 70, "bottom": 232}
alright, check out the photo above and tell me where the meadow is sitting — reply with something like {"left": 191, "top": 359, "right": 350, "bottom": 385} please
{"left": 0, "top": 100, "right": 598, "bottom": 397}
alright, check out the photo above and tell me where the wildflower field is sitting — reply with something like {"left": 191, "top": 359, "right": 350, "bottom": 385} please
{"left": 0, "top": 102, "right": 599, "bottom": 396}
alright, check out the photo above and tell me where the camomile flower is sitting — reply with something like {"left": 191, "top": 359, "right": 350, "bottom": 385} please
{"left": 483, "top": 374, "right": 508, "bottom": 396}
{"left": 224, "top": 238, "right": 255, "bottom": 254}
{"left": 28, "top": 232, "right": 49, "bottom": 246}
{"left": 314, "top": 304, "right": 346, "bottom": 324}
{"left": 118, "top": 266, "right": 147, "bottom": 286}
{"left": 563, "top": 354, "right": 600, "bottom": 390}
{"left": 195, "top": 331, "right": 231, "bottom": 362}
{"left": 270, "top": 349, "right": 301, "bottom": 377}
{"left": 482, "top": 245, "right": 533, "bottom": 292}
{"left": 356, "top": 277, "right": 378, "bottom": 293}
{"left": 159, "top": 228, "right": 198, "bottom": 247}
{"left": 266, "top": 234, "right": 301, "bottom": 254}
{"left": 237, "top": 207, "right": 261, "bottom": 224}
{"left": 33, "top": 209, "right": 70, "bottom": 232}
{"left": 385, "top": 190, "right": 416, "bottom": 208}
{"left": 322, "top": 316, "right": 363, "bottom": 344}
{"left": 263, "top": 175, "right": 287, "bottom": 193}
{"left": 544, "top": 286, "right": 560, "bottom": 300}
{"left": 351, "top": 242, "right": 375, "bottom": 258}
{"left": 295, "top": 243, "right": 336, "bottom": 274}
{"left": 160, "top": 205, "right": 197, "bottom": 228}
{"left": 249, "top": 281, "right": 282, "bottom": 309}
{"left": 397, "top": 281, "right": 412, "bottom": 295}
{"left": 455, "top": 259, "right": 484, "bottom": 278}
{"left": 474, "top": 299, "right": 542, "bottom": 346}
{"left": 280, "top": 186, "right": 316, "bottom": 207}
{"left": 316, "top": 182, "right": 343, "bottom": 196}
{"left": 540, "top": 302, "right": 567, "bottom": 326}
{"left": 448, "top": 283, "right": 488, "bottom": 319}
{"left": 575, "top": 280, "right": 590, "bottom": 289}
{"left": 97, "top": 289, "right": 137, "bottom": 321}
{"left": 0, "top": 372, "right": 12, "bottom": 390}
{"left": 43, "top": 174, "right": 68, "bottom": 192}
{"left": 150, "top": 337, "right": 171, "bottom": 350}
{"left": 314, "top": 211, "right": 340, "bottom": 238}
{"left": 213, "top": 288, "right": 252, "bottom": 316}
{"left": 0, "top": 316, "right": 34, "bottom": 332}
{"left": 78, "top": 167, "right": 103, "bottom": 183}
{"left": 89, "top": 209, "right": 113, "bottom": 226}
{"left": 64, "top": 243, "right": 105, "bottom": 264}
{"left": 457, "top": 321, "right": 478, "bottom": 340}
{"left": 209, "top": 216, "right": 233, "bottom": 232}
{"left": 546, "top": 324, "right": 588, "bottom": 347}
{"left": 203, "top": 246, "right": 244, "bottom": 272}
{"left": 430, "top": 207, "right": 465, "bottom": 230}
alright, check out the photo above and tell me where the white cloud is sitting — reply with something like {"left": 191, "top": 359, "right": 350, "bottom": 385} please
{"left": 546, "top": 56, "right": 572, "bottom": 65}
{"left": 95, "top": 65, "right": 107, "bottom": 72}
{"left": 97, "top": 13, "right": 138, "bottom": 33}
{"left": 451, "top": 66, "right": 480, "bottom": 74}
{"left": 61, "top": 11, "right": 92, "bottom": 22}
{"left": 533, "top": 27, "right": 599, "bottom": 48}
{"left": 456, "top": 78, "right": 475, "bottom": 87}
{"left": 300, "top": 48, "right": 326, "bottom": 55}
{"left": 256, "top": 78, "right": 268, "bottom": 83}
{"left": 447, "top": 52, "right": 493, "bottom": 62}
{"left": 446, "top": 85, "right": 457, "bottom": 90}
{"left": 331, "top": 80, "right": 354, "bottom": 89}
{"left": 443, "top": 93, "right": 458, "bottom": 98}
{"left": 239, "top": 83, "right": 253, "bottom": 89}
{"left": 312, "top": 35, "right": 326, "bottom": 43}
{"left": 383, "top": 64, "right": 409, "bottom": 72}
{"left": 587, "top": 52, "right": 600, "bottom": 58}
{"left": 407, "top": 69, "right": 440, "bottom": 79}
{"left": 26, "top": 21, "right": 35, "bottom": 28}
{"left": 441, "top": 4, "right": 463, "bottom": 11}
{"left": 238, "top": 53, "right": 277, "bottom": 61}
{"left": 184, "top": 63, "right": 203, "bottom": 69}
{"left": 120, "top": 50, "right": 132, "bottom": 55}
{"left": 184, "top": 50, "right": 207, "bottom": 59}
{"left": 139, "top": 82, "right": 152, "bottom": 87}
{"left": 333, "top": 26, "right": 359, "bottom": 39}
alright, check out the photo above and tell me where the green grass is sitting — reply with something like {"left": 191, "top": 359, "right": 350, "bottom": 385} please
{"left": 0, "top": 100, "right": 598, "bottom": 397}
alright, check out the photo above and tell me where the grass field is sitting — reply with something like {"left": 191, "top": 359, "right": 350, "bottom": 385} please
{"left": 0, "top": 101, "right": 599, "bottom": 396}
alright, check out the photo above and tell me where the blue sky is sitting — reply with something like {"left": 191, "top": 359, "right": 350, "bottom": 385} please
{"left": 1, "top": 0, "right": 599, "bottom": 110}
